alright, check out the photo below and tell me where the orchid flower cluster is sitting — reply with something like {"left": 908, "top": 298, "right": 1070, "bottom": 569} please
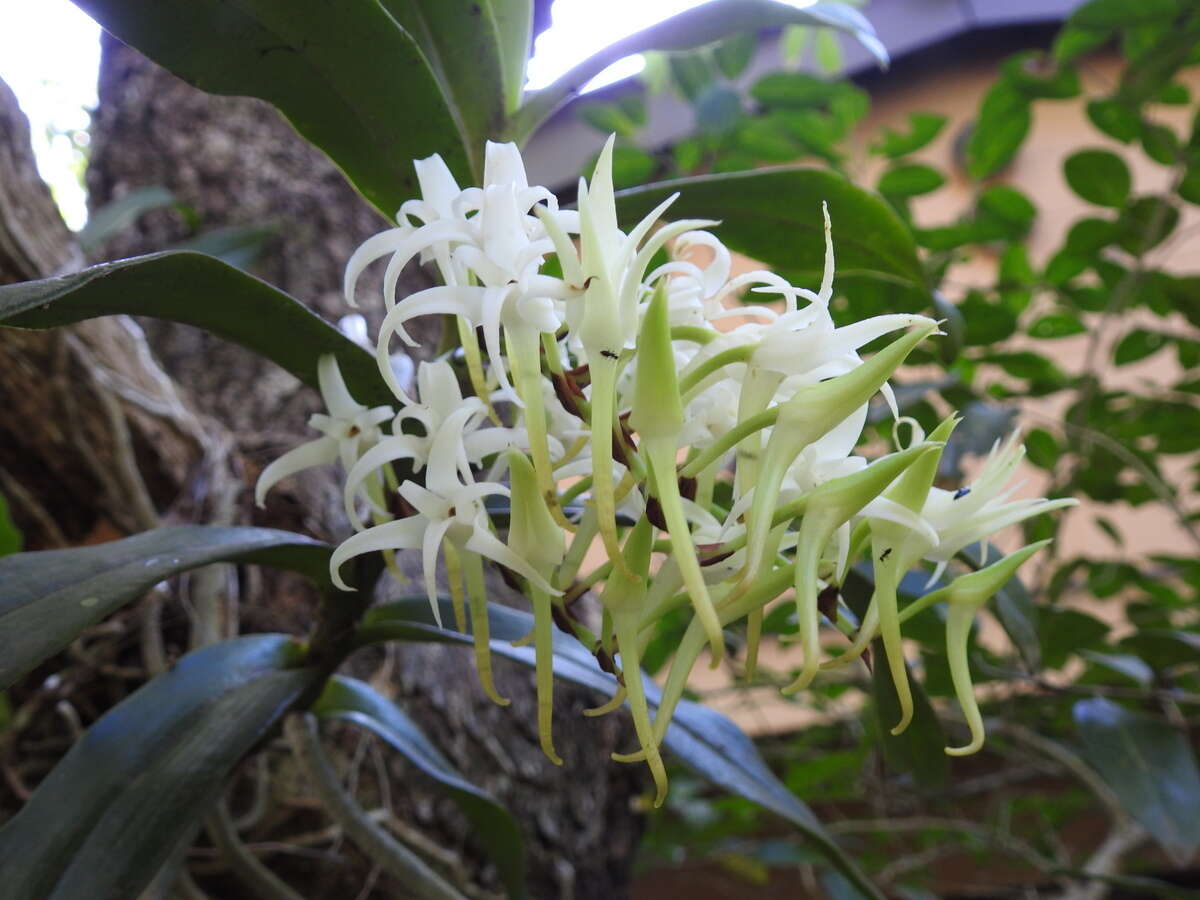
{"left": 257, "top": 137, "right": 1076, "bottom": 804}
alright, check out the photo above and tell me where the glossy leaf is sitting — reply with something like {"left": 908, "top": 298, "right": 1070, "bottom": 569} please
{"left": 512, "top": 1, "right": 886, "bottom": 139}
{"left": 1075, "top": 696, "right": 1200, "bottom": 864}
{"left": 312, "top": 676, "right": 527, "bottom": 898}
{"left": 1028, "top": 313, "right": 1087, "bottom": 339}
{"left": 0, "top": 635, "right": 318, "bottom": 899}
{"left": 356, "top": 598, "right": 883, "bottom": 899}
{"left": 1064, "top": 149, "right": 1131, "bottom": 207}
{"left": 0, "top": 525, "right": 333, "bottom": 689}
{"left": 71, "top": 0, "right": 469, "bottom": 212}
{"left": 0, "top": 251, "right": 392, "bottom": 408}
{"left": 378, "top": 0, "right": 509, "bottom": 152}
{"left": 1087, "top": 97, "right": 1141, "bottom": 143}
{"left": 615, "top": 167, "right": 929, "bottom": 308}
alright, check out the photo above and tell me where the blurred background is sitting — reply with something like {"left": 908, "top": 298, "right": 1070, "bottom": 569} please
{"left": 2, "top": 0, "right": 1198, "bottom": 897}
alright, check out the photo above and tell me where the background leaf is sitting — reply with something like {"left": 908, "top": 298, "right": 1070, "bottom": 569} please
{"left": 313, "top": 676, "right": 527, "bottom": 898}
{"left": 0, "top": 492, "right": 21, "bottom": 557}
{"left": 0, "top": 635, "right": 318, "bottom": 900}
{"left": 615, "top": 167, "right": 930, "bottom": 311}
{"left": 0, "top": 525, "right": 333, "bottom": 688}
{"left": 0, "top": 251, "right": 392, "bottom": 408}
{"left": 71, "top": 0, "right": 470, "bottom": 212}
{"left": 1064, "top": 149, "right": 1132, "bottom": 207}
{"left": 1074, "top": 696, "right": 1200, "bottom": 864}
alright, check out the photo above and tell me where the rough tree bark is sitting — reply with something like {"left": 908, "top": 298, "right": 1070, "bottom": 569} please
{"left": 64, "top": 33, "right": 643, "bottom": 899}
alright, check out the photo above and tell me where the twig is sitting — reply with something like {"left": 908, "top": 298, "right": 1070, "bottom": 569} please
{"left": 205, "top": 799, "right": 305, "bottom": 900}
{"left": 284, "top": 714, "right": 466, "bottom": 900}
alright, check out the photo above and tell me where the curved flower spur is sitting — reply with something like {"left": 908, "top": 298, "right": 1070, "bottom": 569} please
{"left": 256, "top": 137, "right": 1076, "bottom": 801}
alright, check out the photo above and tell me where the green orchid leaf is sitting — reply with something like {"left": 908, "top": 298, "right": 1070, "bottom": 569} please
{"left": 1075, "top": 696, "right": 1200, "bottom": 865}
{"left": 70, "top": 0, "right": 470, "bottom": 212}
{"left": 0, "top": 251, "right": 392, "bottom": 408}
{"left": 871, "top": 112, "right": 948, "bottom": 158}
{"left": 615, "top": 167, "right": 929, "bottom": 311}
{"left": 77, "top": 185, "right": 176, "bottom": 254}
{"left": 357, "top": 598, "right": 883, "bottom": 900}
{"left": 312, "top": 675, "right": 527, "bottom": 898}
{"left": 0, "top": 525, "right": 334, "bottom": 689}
{"left": 0, "top": 635, "right": 318, "bottom": 900}
{"left": 378, "top": 1, "right": 510, "bottom": 155}
{"left": 513, "top": 1, "right": 886, "bottom": 140}
{"left": 877, "top": 163, "right": 945, "bottom": 198}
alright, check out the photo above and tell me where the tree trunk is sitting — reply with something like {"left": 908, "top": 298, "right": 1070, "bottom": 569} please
{"left": 76, "top": 34, "right": 644, "bottom": 900}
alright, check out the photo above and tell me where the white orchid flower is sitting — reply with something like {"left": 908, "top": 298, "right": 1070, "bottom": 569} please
{"left": 329, "top": 406, "right": 560, "bottom": 623}
{"left": 921, "top": 430, "right": 1079, "bottom": 585}
{"left": 255, "top": 355, "right": 392, "bottom": 507}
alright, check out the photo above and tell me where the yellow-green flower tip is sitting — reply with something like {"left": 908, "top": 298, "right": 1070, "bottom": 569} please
{"left": 505, "top": 449, "right": 565, "bottom": 573}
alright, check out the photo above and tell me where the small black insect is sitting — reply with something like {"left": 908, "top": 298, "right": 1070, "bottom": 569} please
{"left": 953, "top": 487, "right": 971, "bottom": 500}
{"left": 600, "top": 349, "right": 619, "bottom": 360}
{"left": 879, "top": 547, "right": 893, "bottom": 562}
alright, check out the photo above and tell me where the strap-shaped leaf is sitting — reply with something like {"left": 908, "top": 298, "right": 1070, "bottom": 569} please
{"left": 0, "top": 635, "right": 318, "bottom": 900}
{"left": 356, "top": 599, "right": 883, "bottom": 900}
{"left": 312, "top": 676, "right": 527, "bottom": 898}
{"left": 0, "top": 251, "right": 392, "bottom": 408}
{"left": 71, "top": 0, "right": 471, "bottom": 212}
{"left": 513, "top": 1, "right": 887, "bottom": 139}
{"left": 0, "top": 525, "right": 333, "bottom": 689}
{"left": 380, "top": 1, "right": 509, "bottom": 154}
{"left": 615, "top": 167, "right": 929, "bottom": 310}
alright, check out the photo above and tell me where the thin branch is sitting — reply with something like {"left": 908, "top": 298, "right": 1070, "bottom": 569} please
{"left": 284, "top": 714, "right": 467, "bottom": 900}
{"left": 205, "top": 799, "right": 305, "bottom": 900}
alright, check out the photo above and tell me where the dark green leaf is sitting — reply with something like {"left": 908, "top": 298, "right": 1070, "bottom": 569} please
{"left": 377, "top": 0, "right": 510, "bottom": 151}
{"left": 1064, "top": 149, "right": 1131, "bottom": 207}
{"left": 1141, "top": 122, "right": 1181, "bottom": 165}
{"left": 1114, "top": 329, "right": 1168, "bottom": 365}
{"left": 0, "top": 634, "right": 317, "bottom": 899}
{"left": 0, "top": 525, "right": 333, "bottom": 689}
{"left": 1002, "top": 51, "right": 1081, "bottom": 100}
{"left": 713, "top": 32, "right": 757, "bottom": 79}
{"left": 0, "top": 252, "right": 391, "bottom": 408}
{"left": 1053, "top": 26, "right": 1112, "bottom": 64}
{"left": 357, "top": 599, "right": 883, "bottom": 899}
{"left": 1040, "top": 608, "right": 1110, "bottom": 669}
{"left": 1118, "top": 629, "right": 1200, "bottom": 668}
{"left": 1024, "top": 428, "right": 1061, "bottom": 469}
{"left": 669, "top": 52, "right": 719, "bottom": 102}
{"left": 312, "top": 676, "right": 527, "bottom": 898}
{"left": 1043, "top": 250, "right": 1090, "bottom": 286}
{"left": 172, "top": 223, "right": 276, "bottom": 271}
{"left": 1029, "top": 313, "right": 1087, "bottom": 339}
{"left": 871, "top": 112, "right": 947, "bottom": 158}
{"left": 72, "top": 0, "right": 470, "bottom": 213}
{"left": 965, "top": 83, "right": 1031, "bottom": 178}
{"left": 77, "top": 186, "right": 176, "bottom": 254}
{"left": 1087, "top": 98, "right": 1142, "bottom": 142}
{"left": 735, "top": 119, "right": 800, "bottom": 161}
{"left": 1116, "top": 196, "right": 1179, "bottom": 254}
{"left": 1178, "top": 165, "right": 1200, "bottom": 205}
{"left": 751, "top": 72, "right": 839, "bottom": 108}
{"left": 1075, "top": 696, "right": 1200, "bottom": 864}
{"left": 615, "top": 167, "right": 929, "bottom": 309}
{"left": 871, "top": 649, "right": 948, "bottom": 789}
{"left": 1156, "top": 82, "right": 1190, "bottom": 104}
{"left": 1071, "top": 0, "right": 1181, "bottom": 29}
{"left": 1065, "top": 217, "right": 1120, "bottom": 255}
{"left": 976, "top": 185, "right": 1037, "bottom": 238}
{"left": 878, "top": 164, "right": 945, "bottom": 198}
{"left": 579, "top": 101, "right": 642, "bottom": 138}
{"left": 960, "top": 292, "right": 1018, "bottom": 345}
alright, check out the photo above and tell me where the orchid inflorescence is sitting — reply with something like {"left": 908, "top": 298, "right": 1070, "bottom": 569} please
{"left": 257, "top": 137, "right": 1076, "bottom": 804}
